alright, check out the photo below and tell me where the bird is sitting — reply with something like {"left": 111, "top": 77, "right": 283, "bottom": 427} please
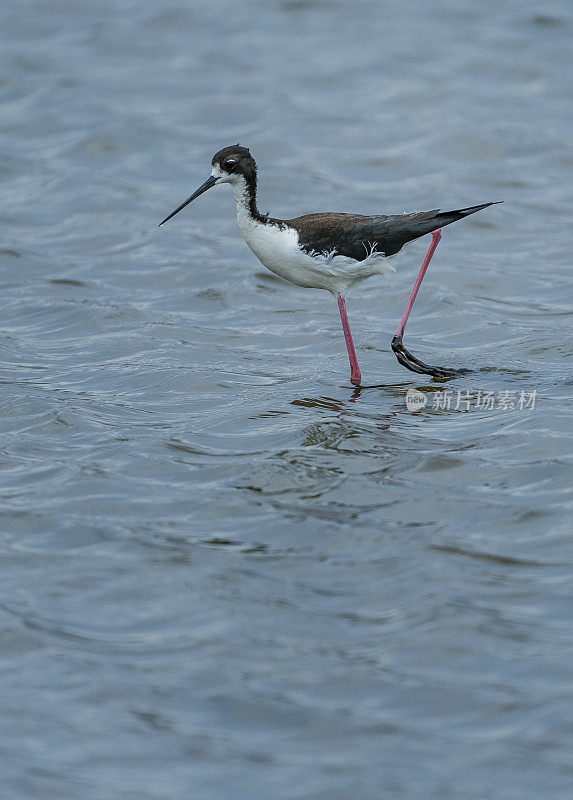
{"left": 159, "top": 145, "right": 500, "bottom": 386}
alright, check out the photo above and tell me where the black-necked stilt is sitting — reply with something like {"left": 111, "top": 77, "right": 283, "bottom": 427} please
{"left": 160, "top": 145, "right": 500, "bottom": 386}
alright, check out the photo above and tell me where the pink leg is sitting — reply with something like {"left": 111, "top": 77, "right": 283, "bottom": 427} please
{"left": 391, "top": 228, "right": 469, "bottom": 377}
{"left": 395, "top": 228, "right": 442, "bottom": 339}
{"left": 337, "top": 294, "right": 362, "bottom": 386}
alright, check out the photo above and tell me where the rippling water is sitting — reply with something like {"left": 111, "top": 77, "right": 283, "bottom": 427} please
{"left": 1, "top": 1, "right": 572, "bottom": 798}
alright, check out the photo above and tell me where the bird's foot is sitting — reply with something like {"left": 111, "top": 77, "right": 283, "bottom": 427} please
{"left": 350, "top": 367, "right": 362, "bottom": 386}
{"left": 391, "top": 335, "right": 470, "bottom": 379}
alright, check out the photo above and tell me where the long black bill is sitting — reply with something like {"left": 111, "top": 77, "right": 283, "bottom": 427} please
{"left": 159, "top": 175, "right": 219, "bottom": 227}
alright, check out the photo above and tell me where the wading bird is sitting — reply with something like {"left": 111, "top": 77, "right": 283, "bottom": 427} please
{"left": 160, "top": 145, "right": 499, "bottom": 386}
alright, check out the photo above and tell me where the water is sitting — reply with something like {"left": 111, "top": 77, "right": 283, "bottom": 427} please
{"left": 1, "top": 1, "right": 572, "bottom": 798}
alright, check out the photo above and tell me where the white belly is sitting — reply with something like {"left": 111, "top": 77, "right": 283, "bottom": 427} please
{"left": 239, "top": 217, "right": 394, "bottom": 295}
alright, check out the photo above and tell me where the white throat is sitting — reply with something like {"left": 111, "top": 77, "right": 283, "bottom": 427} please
{"left": 232, "top": 177, "right": 256, "bottom": 231}
{"left": 210, "top": 164, "right": 257, "bottom": 231}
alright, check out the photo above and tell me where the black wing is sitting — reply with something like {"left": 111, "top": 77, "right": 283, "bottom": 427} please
{"left": 285, "top": 203, "right": 499, "bottom": 261}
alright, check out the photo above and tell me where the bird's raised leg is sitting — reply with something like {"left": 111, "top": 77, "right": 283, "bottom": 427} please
{"left": 337, "top": 294, "right": 362, "bottom": 386}
{"left": 392, "top": 228, "right": 469, "bottom": 378}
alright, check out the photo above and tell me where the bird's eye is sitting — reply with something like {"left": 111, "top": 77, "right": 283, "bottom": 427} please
{"left": 224, "top": 159, "right": 238, "bottom": 170}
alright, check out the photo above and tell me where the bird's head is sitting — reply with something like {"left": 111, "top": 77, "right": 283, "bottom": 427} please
{"left": 159, "top": 144, "right": 256, "bottom": 226}
{"left": 210, "top": 145, "right": 256, "bottom": 185}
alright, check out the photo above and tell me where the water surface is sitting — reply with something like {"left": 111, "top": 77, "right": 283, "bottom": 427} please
{"left": 1, "top": 1, "right": 572, "bottom": 798}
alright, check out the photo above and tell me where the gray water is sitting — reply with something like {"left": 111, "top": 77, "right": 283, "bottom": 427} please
{"left": 1, "top": 1, "right": 572, "bottom": 798}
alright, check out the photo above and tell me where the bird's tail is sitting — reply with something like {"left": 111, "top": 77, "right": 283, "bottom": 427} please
{"left": 435, "top": 201, "right": 502, "bottom": 226}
